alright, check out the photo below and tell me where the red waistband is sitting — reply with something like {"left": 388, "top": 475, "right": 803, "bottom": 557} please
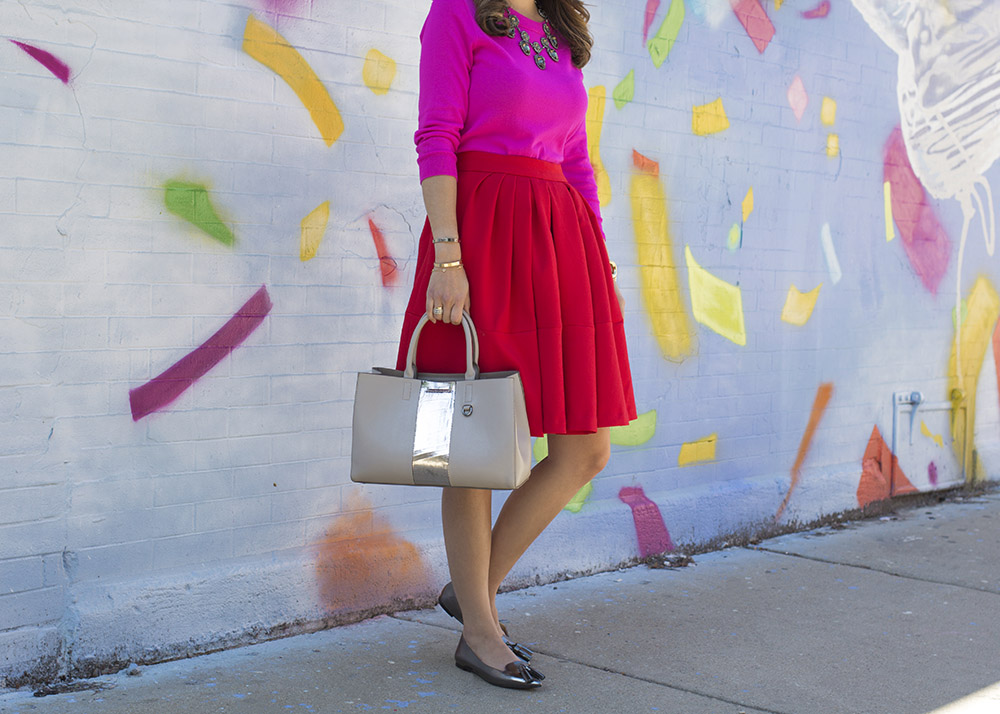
{"left": 457, "top": 151, "right": 567, "bottom": 182}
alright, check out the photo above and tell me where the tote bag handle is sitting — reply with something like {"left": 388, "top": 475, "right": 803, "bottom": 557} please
{"left": 403, "top": 310, "right": 480, "bottom": 381}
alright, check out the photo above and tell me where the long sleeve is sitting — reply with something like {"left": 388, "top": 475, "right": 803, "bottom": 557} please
{"left": 560, "top": 117, "right": 604, "bottom": 234}
{"left": 413, "top": 0, "right": 474, "bottom": 182}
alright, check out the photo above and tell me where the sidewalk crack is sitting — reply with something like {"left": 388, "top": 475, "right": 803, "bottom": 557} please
{"left": 391, "top": 615, "right": 791, "bottom": 714}
{"left": 749, "top": 546, "right": 998, "bottom": 595}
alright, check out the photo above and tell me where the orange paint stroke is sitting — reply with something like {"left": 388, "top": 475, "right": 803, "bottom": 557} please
{"left": 857, "top": 425, "right": 917, "bottom": 508}
{"left": 775, "top": 382, "right": 833, "bottom": 520}
{"left": 314, "top": 494, "right": 431, "bottom": 615}
{"left": 368, "top": 217, "right": 399, "bottom": 286}
{"left": 632, "top": 149, "right": 660, "bottom": 176}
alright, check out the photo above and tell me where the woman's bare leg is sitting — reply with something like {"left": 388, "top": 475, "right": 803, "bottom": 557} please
{"left": 441, "top": 486, "right": 518, "bottom": 671}
{"left": 487, "top": 429, "right": 611, "bottom": 599}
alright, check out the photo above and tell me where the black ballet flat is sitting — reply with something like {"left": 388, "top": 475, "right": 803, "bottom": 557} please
{"left": 454, "top": 636, "right": 544, "bottom": 690}
{"left": 438, "top": 582, "right": 535, "bottom": 661}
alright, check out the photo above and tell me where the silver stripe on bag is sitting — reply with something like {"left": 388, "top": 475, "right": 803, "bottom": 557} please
{"left": 411, "top": 380, "right": 455, "bottom": 486}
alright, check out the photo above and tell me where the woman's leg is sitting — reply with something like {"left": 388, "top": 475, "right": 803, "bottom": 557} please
{"left": 487, "top": 428, "right": 611, "bottom": 597}
{"left": 441, "top": 486, "right": 520, "bottom": 671}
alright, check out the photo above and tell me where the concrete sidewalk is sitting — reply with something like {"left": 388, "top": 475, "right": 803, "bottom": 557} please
{"left": 2, "top": 489, "right": 999, "bottom": 714}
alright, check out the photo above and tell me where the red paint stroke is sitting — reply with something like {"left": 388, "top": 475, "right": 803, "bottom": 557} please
{"left": 368, "top": 217, "right": 399, "bottom": 286}
{"left": 857, "top": 425, "right": 918, "bottom": 507}
{"left": 802, "top": 1, "right": 831, "bottom": 19}
{"left": 730, "top": 0, "right": 775, "bottom": 54}
{"left": 619, "top": 486, "right": 674, "bottom": 557}
{"left": 129, "top": 286, "right": 272, "bottom": 421}
{"left": 643, "top": 0, "right": 661, "bottom": 43}
{"left": 928, "top": 461, "right": 938, "bottom": 487}
{"left": 992, "top": 317, "right": 1000, "bottom": 419}
{"left": 10, "top": 40, "right": 71, "bottom": 84}
{"left": 632, "top": 149, "right": 660, "bottom": 177}
{"left": 775, "top": 382, "right": 833, "bottom": 520}
{"left": 883, "top": 127, "right": 951, "bottom": 295}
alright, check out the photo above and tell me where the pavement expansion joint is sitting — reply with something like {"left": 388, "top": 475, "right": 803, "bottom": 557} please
{"left": 746, "top": 545, "right": 998, "bottom": 595}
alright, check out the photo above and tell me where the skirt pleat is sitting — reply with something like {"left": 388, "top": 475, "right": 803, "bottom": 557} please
{"left": 395, "top": 151, "right": 637, "bottom": 437}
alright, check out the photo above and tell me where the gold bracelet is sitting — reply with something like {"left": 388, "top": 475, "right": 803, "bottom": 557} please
{"left": 433, "top": 259, "right": 463, "bottom": 270}
{"left": 432, "top": 235, "right": 460, "bottom": 244}
{"left": 609, "top": 260, "right": 618, "bottom": 282}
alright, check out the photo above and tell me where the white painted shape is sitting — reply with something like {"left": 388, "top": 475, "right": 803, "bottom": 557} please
{"left": 820, "top": 223, "right": 842, "bottom": 285}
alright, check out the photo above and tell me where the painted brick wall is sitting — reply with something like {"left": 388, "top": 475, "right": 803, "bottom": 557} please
{"left": 3, "top": 0, "right": 999, "bottom": 687}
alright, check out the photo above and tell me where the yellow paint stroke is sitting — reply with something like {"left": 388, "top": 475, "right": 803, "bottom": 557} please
{"left": 781, "top": 283, "right": 822, "bottom": 326}
{"left": 921, "top": 420, "right": 944, "bottom": 448}
{"left": 630, "top": 152, "right": 696, "bottom": 361}
{"left": 613, "top": 69, "right": 635, "bottom": 110}
{"left": 586, "top": 85, "right": 611, "bottom": 207}
{"left": 362, "top": 48, "right": 396, "bottom": 95}
{"left": 727, "top": 222, "right": 742, "bottom": 252}
{"left": 952, "top": 298, "right": 969, "bottom": 329}
{"left": 884, "top": 180, "right": 896, "bottom": 242}
{"left": 300, "top": 200, "right": 330, "bottom": 261}
{"left": 610, "top": 410, "right": 657, "bottom": 446}
{"left": 826, "top": 133, "right": 840, "bottom": 158}
{"left": 684, "top": 245, "right": 746, "bottom": 346}
{"left": 948, "top": 277, "right": 1000, "bottom": 482}
{"left": 742, "top": 187, "right": 754, "bottom": 223}
{"left": 564, "top": 482, "right": 593, "bottom": 513}
{"left": 678, "top": 433, "right": 717, "bottom": 467}
{"left": 693, "top": 97, "right": 729, "bottom": 136}
{"left": 821, "top": 96, "right": 837, "bottom": 126}
{"left": 533, "top": 435, "right": 548, "bottom": 463}
{"left": 243, "top": 14, "right": 344, "bottom": 147}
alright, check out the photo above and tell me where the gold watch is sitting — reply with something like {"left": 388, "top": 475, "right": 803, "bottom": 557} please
{"left": 609, "top": 260, "right": 618, "bottom": 282}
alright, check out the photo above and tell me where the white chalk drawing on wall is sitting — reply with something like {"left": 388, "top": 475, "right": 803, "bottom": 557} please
{"left": 851, "top": 0, "right": 1000, "bottom": 377}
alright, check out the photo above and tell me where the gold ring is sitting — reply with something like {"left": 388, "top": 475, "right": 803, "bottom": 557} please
{"left": 432, "top": 306, "right": 443, "bottom": 314}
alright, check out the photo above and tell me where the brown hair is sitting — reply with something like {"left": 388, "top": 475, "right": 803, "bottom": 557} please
{"left": 474, "top": 0, "right": 593, "bottom": 68}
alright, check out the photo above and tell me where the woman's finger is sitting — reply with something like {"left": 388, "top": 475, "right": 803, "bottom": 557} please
{"left": 448, "top": 301, "right": 463, "bottom": 325}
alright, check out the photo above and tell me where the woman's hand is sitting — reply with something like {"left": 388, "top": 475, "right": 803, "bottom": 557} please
{"left": 426, "top": 266, "right": 470, "bottom": 325}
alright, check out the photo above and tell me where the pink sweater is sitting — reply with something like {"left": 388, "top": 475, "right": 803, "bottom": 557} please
{"left": 414, "top": 0, "right": 603, "bottom": 227}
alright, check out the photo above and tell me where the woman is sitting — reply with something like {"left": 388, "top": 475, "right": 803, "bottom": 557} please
{"left": 394, "top": 0, "right": 638, "bottom": 689}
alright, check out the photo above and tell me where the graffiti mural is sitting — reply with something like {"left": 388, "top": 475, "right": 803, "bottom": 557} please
{"left": 2, "top": 0, "right": 1000, "bottom": 686}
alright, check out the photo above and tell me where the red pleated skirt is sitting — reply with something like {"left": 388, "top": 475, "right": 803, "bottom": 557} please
{"left": 395, "top": 151, "right": 638, "bottom": 438}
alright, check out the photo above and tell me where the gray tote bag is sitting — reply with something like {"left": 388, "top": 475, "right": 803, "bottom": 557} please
{"left": 349, "top": 311, "right": 532, "bottom": 489}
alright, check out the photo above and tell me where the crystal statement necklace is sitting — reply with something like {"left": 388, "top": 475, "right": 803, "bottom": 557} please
{"left": 504, "top": 2, "right": 559, "bottom": 70}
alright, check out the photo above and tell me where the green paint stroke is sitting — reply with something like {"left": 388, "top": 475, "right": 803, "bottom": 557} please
{"left": 533, "top": 435, "right": 549, "bottom": 464}
{"left": 610, "top": 410, "right": 657, "bottom": 446}
{"left": 164, "top": 180, "right": 235, "bottom": 246}
{"left": 564, "top": 482, "right": 593, "bottom": 513}
{"left": 647, "top": 0, "right": 685, "bottom": 68}
{"left": 613, "top": 69, "right": 635, "bottom": 110}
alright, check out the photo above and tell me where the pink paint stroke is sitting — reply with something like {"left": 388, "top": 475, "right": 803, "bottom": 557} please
{"left": 730, "top": 0, "right": 775, "bottom": 54}
{"left": 928, "top": 461, "right": 938, "bottom": 487}
{"left": 129, "top": 286, "right": 272, "bottom": 421}
{"left": 10, "top": 40, "right": 71, "bottom": 84}
{"left": 802, "top": 1, "right": 831, "bottom": 19}
{"left": 883, "top": 127, "right": 951, "bottom": 295}
{"left": 619, "top": 486, "right": 674, "bottom": 557}
{"left": 643, "top": 0, "right": 661, "bottom": 43}
{"left": 368, "top": 217, "right": 399, "bottom": 287}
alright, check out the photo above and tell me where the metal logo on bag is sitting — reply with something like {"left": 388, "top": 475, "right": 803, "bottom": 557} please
{"left": 462, "top": 404, "right": 474, "bottom": 417}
